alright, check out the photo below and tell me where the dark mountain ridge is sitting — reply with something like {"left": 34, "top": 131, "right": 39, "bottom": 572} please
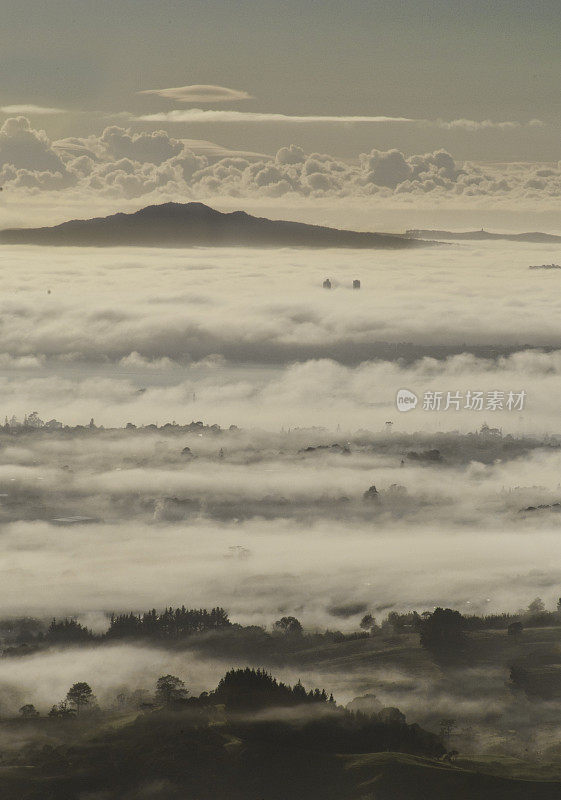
{"left": 0, "top": 202, "right": 433, "bottom": 248}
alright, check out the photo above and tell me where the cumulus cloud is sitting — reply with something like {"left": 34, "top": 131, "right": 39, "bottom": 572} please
{"left": 359, "top": 147, "right": 459, "bottom": 189}
{"left": 0, "top": 116, "right": 67, "bottom": 172}
{"left": 2, "top": 116, "right": 561, "bottom": 203}
{"left": 99, "top": 126, "right": 184, "bottom": 164}
{"left": 137, "top": 84, "right": 254, "bottom": 103}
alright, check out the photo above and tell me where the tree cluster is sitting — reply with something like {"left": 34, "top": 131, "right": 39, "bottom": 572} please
{"left": 46, "top": 618, "right": 94, "bottom": 644}
{"left": 106, "top": 606, "right": 231, "bottom": 640}
{"left": 213, "top": 668, "right": 333, "bottom": 712}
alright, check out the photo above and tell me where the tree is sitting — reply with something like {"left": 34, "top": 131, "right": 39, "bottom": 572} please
{"left": 26, "top": 411, "right": 44, "bottom": 428}
{"left": 385, "top": 611, "right": 421, "bottom": 632}
{"left": 272, "top": 616, "right": 303, "bottom": 635}
{"left": 155, "top": 674, "right": 189, "bottom": 706}
{"left": 509, "top": 664, "right": 531, "bottom": 694}
{"left": 66, "top": 682, "right": 94, "bottom": 714}
{"left": 419, "top": 608, "right": 466, "bottom": 653}
{"left": 359, "top": 613, "right": 377, "bottom": 633}
{"left": 508, "top": 621, "right": 523, "bottom": 639}
{"left": 48, "top": 701, "right": 76, "bottom": 718}
{"left": 439, "top": 718, "right": 456, "bottom": 741}
{"left": 106, "top": 605, "right": 231, "bottom": 640}
{"left": 47, "top": 618, "right": 93, "bottom": 643}
{"left": 378, "top": 707, "right": 406, "bottom": 725}
{"left": 19, "top": 703, "right": 39, "bottom": 718}
{"left": 528, "top": 597, "right": 545, "bottom": 615}
{"left": 213, "top": 668, "right": 330, "bottom": 712}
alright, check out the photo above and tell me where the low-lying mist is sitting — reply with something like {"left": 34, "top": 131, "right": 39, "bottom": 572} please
{"left": 0, "top": 424, "right": 560, "bottom": 622}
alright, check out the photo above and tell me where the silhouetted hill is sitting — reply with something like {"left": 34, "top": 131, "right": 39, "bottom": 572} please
{"left": 3, "top": 716, "right": 561, "bottom": 800}
{"left": 0, "top": 202, "right": 433, "bottom": 248}
{"left": 406, "top": 228, "right": 561, "bottom": 243}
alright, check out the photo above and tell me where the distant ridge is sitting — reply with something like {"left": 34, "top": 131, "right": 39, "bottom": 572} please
{"left": 0, "top": 202, "right": 434, "bottom": 249}
{"left": 406, "top": 228, "right": 561, "bottom": 243}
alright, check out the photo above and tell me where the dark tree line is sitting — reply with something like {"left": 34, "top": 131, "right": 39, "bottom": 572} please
{"left": 7, "top": 598, "right": 561, "bottom": 657}
{"left": 106, "top": 606, "right": 231, "bottom": 640}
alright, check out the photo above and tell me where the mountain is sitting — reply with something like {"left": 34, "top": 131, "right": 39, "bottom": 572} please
{"left": 406, "top": 228, "right": 561, "bottom": 243}
{"left": 0, "top": 202, "right": 433, "bottom": 249}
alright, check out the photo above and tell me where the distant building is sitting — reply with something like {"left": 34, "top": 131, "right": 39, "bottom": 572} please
{"left": 353, "top": 279, "right": 361, "bottom": 289}
{"left": 479, "top": 422, "right": 502, "bottom": 438}
{"left": 363, "top": 485, "right": 380, "bottom": 503}
{"left": 45, "top": 419, "right": 63, "bottom": 429}
{"left": 323, "top": 278, "right": 332, "bottom": 289}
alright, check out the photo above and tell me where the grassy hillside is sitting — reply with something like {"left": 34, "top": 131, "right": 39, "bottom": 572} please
{"left": 345, "top": 752, "right": 561, "bottom": 799}
{"left": 3, "top": 721, "right": 561, "bottom": 800}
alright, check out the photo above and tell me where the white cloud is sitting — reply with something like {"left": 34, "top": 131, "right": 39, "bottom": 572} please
{"left": 433, "top": 118, "right": 522, "bottom": 131}
{"left": 1, "top": 116, "right": 561, "bottom": 204}
{"left": 137, "top": 84, "right": 254, "bottom": 103}
{"left": 133, "top": 110, "right": 544, "bottom": 132}
{"left": 135, "top": 109, "right": 415, "bottom": 124}
{"left": 119, "top": 352, "right": 179, "bottom": 370}
{"left": 0, "top": 116, "right": 67, "bottom": 172}
{"left": 0, "top": 104, "right": 66, "bottom": 115}
{"left": 99, "top": 126, "right": 184, "bottom": 164}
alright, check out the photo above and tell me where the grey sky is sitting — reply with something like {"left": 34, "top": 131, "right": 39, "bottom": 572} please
{"left": 0, "top": 0, "right": 559, "bottom": 159}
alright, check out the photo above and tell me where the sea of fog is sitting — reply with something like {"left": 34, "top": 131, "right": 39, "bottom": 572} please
{"left": 0, "top": 241, "right": 559, "bottom": 618}
{"left": 0, "top": 241, "right": 559, "bottom": 431}
{"left": 0, "top": 239, "right": 560, "bottom": 738}
{"left": 0, "top": 241, "right": 560, "bottom": 603}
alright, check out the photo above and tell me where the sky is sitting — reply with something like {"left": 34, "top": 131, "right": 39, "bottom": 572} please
{"left": 3, "top": 0, "right": 561, "bottom": 226}
{"left": 1, "top": 0, "right": 560, "bottom": 163}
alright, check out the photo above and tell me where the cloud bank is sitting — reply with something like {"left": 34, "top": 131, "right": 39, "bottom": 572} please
{"left": 2, "top": 117, "right": 561, "bottom": 204}
{"left": 0, "top": 241, "right": 558, "bottom": 431}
